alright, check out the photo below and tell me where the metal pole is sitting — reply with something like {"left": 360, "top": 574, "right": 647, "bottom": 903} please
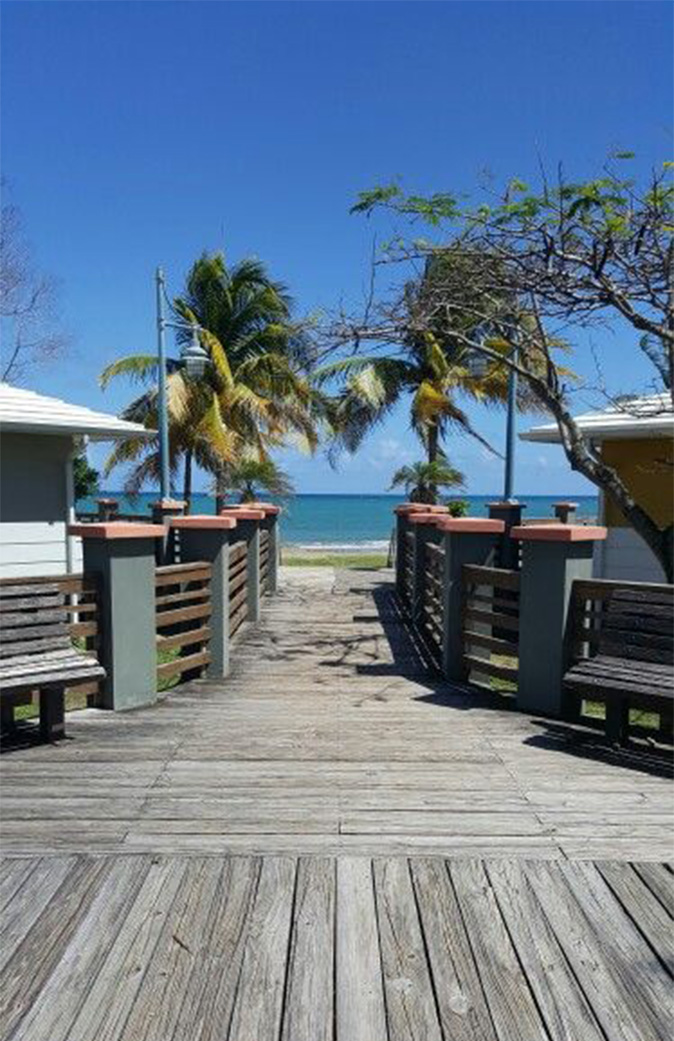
{"left": 503, "top": 362, "right": 517, "bottom": 502}
{"left": 155, "top": 267, "right": 170, "bottom": 500}
{"left": 504, "top": 324, "right": 518, "bottom": 503}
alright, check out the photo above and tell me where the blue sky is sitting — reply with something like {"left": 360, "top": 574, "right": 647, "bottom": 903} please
{"left": 2, "top": 1, "right": 672, "bottom": 495}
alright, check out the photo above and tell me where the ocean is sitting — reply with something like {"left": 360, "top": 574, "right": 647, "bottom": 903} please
{"left": 79, "top": 492, "right": 599, "bottom": 550}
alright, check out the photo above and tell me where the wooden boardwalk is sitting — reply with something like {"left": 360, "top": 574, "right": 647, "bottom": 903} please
{"left": 1, "top": 567, "right": 673, "bottom": 1038}
{"left": 0, "top": 851, "right": 672, "bottom": 1041}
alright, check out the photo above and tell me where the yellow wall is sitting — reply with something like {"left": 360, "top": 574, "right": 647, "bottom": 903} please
{"left": 601, "top": 437, "right": 673, "bottom": 528}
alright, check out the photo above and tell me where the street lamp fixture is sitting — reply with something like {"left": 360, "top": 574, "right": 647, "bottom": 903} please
{"left": 155, "top": 266, "right": 210, "bottom": 500}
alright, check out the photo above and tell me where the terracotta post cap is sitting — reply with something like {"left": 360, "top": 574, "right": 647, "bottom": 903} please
{"left": 552, "top": 501, "right": 579, "bottom": 508}
{"left": 151, "top": 499, "right": 187, "bottom": 509}
{"left": 68, "top": 522, "right": 165, "bottom": 539}
{"left": 219, "top": 508, "right": 265, "bottom": 521}
{"left": 510, "top": 524, "right": 607, "bottom": 542}
{"left": 226, "top": 501, "right": 281, "bottom": 516}
{"left": 394, "top": 503, "right": 449, "bottom": 516}
{"left": 435, "top": 517, "right": 506, "bottom": 533}
{"left": 408, "top": 512, "right": 446, "bottom": 525}
{"left": 170, "top": 515, "right": 238, "bottom": 530}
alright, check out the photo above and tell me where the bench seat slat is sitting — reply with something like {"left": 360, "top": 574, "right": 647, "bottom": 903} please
{"left": 1, "top": 663, "right": 105, "bottom": 694}
{"left": 0, "top": 608, "right": 69, "bottom": 629}
{"left": 0, "top": 635, "right": 72, "bottom": 658}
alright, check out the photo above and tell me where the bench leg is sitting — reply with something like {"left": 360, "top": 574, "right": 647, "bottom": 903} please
{"left": 1, "top": 700, "right": 15, "bottom": 734}
{"left": 605, "top": 698, "right": 629, "bottom": 746}
{"left": 39, "top": 687, "right": 65, "bottom": 742}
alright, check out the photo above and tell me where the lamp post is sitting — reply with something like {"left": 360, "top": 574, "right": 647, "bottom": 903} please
{"left": 155, "top": 266, "right": 210, "bottom": 501}
{"left": 467, "top": 320, "right": 519, "bottom": 503}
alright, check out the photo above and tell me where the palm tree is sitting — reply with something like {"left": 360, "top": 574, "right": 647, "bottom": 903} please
{"left": 225, "top": 458, "right": 294, "bottom": 503}
{"left": 101, "top": 252, "right": 320, "bottom": 509}
{"left": 389, "top": 458, "right": 464, "bottom": 505}
{"left": 319, "top": 250, "right": 570, "bottom": 470}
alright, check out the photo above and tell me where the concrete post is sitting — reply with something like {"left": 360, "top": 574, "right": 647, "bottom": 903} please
{"left": 437, "top": 518, "right": 505, "bottom": 682}
{"left": 553, "top": 501, "right": 579, "bottom": 524}
{"left": 69, "top": 522, "right": 165, "bottom": 710}
{"left": 96, "top": 498, "right": 119, "bottom": 521}
{"left": 408, "top": 512, "right": 446, "bottom": 626}
{"left": 169, "top": 515, "right": 238, "bottom": 679}
{"left": 220, "top": 509, "right": 265, "bottom": 622}
{"left": 488, "top": 501, "right": 525, "bottom": 570}
{"left": 226, "top": 503, "right": 282, "bottom": 595}
{"left": 394, "top": 504, "right": 448, "bottom": 600}
{"left": 513, "top": 524, "right": 607, "bottom": 716}
{"left": 151, "top": 499, "right": 186, "bottom": 565}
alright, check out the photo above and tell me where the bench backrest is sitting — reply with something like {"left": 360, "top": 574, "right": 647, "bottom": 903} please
{"left": 0, "top": 584, "right": 72, "bottom": 660}
{"left": 598, "top": 587, "right": 674, "bottom": 666}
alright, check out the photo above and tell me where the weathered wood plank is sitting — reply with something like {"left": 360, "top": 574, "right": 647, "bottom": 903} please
{"left": 410, "top": 858, "right": 496, "bottom": 1041}
{"left": 373, "top": 857, "right": 442, "bottom": 1041}
{"left": 336, "top": 857, "right": 387, "bottom": 1041}
{"left": 281, "top": 857, "right": 335, "bottom": 1041}
{"left": 486, "top": 860, "right": 605, "bottom": 1040}
{"left": 449, "top": 860, "right": 546, "bottom": 1041}
{"left": 227, "top": 856, "right": 297, "bottom": 1041}
{"left": 596, "top": 861, "right": 674, "bottom": 974}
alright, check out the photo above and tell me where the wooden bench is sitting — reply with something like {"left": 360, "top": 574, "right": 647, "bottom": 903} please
{"left": 0, "top": 582, "right": 105, "bottom": 742}
{"left": 564, "top": 586, "right": 674, "bottom": 744}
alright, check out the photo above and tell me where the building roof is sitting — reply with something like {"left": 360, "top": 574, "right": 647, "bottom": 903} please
{"left": 521, "top": 394, "right": 674, "bottom": 444}
{"left": 0, "top": 383, "right": 153, "bottom": 441}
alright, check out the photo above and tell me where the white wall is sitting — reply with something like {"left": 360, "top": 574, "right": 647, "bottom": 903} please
{"left": 0, "top": 432, "right": 81, "bottom": 578}
{"left": 594, "top": 526, "right": 666, "bottom": 583}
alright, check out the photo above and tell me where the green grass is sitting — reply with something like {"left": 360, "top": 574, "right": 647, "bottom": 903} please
{"left": 282, "top": 553, "right": 388, "bottom": 569}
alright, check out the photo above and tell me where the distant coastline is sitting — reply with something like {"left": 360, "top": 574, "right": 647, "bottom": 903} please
{"left": 79, "top": 491, "right": 599, "bottom": 551}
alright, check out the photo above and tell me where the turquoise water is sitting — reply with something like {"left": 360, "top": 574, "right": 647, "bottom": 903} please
{"left": 79, "top": 492, "right": 599, "bottom": 548}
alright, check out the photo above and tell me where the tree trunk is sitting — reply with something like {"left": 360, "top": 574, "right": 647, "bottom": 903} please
{"left": 182, "top": 449, "right": 193, "bottom": 514}
{"left": 427, "top": 424, "right": 439, "bottom": 504}
{"left": 214, "top": 469, "right": 227, "bottom": 514}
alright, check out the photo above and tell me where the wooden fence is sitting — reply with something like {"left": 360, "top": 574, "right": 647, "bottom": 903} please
{"left": 260, "top": 529, "right": 270, "bottom": 596}
{"left": 155, "top": 562, "right": 212, "bottom": 685}
{"left": 461, "top": 564, "right": 520, "bottom": 689}
{"left": 402, "top": 530, "right": 415, "bottom": 606}
{"left": 228, "top": 541, "right": 248, "bottom": 639}
{"left": 0, "top": 573, "right": 103, "bottom": 702}
{"left": 420, "top": 541, "right": 444, "bottom": 661}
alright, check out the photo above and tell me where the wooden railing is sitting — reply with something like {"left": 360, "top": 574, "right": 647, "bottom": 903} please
{"left": 260, "top": 529, "right": 270, "bottom": 596}
{"left": 402, "top": 531, "right": 415, "bottom": 605}
{"left": 421, "top": 542, "right": 444, "bottom": 660}
{"left": 155, "top": 562, "right": 212, "bottom": 685}
{"left": 0, "top": 573, "right": 103, "bottom": 702}
{"left": 228, "top": 541, "right": 248, "bottom": 639}
{"left": 461, "top": 564, "right": 520, "bottom": 689}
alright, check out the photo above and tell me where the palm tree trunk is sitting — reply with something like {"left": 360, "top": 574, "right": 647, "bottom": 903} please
{"left": 215, "top": 469, "right": 227, "bottom": 514}
{"left": 427, "top": 424, "right": 439, "bottom": 463}
{"left": 427, "top": 425, "right": 439, "bottom": 503}
{"left": 182, "top": 449, "right": 193, "bottom": 514}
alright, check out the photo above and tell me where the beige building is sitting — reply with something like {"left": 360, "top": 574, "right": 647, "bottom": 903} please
{"left": 522, "top": 394, "right": 673, "bottom": 582}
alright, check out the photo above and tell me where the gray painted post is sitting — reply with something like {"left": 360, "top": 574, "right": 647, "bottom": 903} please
{"left": 514, "top": 524, "right": 607, "bottom": 716}
{"left": 438, "top": 518, "right": 505, "bottom": 682}
{"left": 553, "top": 501, "right": 579, "bottom": 524}
{"left": 262, "top": 509, "right": 281, "bottom": 594}
{"left": 221, "top": 509, "right": 265, "bottom": 622}
{"left": 69, "top": 522, "right": 164, "bottom": 710}
{"left": 394, "top": 505, "right": 446, "bottom": 601}
{"left": 409, "top": 516, "right": 441, "bottom": 626}
{"left": 151, "top": 499, "right": 186, "bottom": 565}
{"left": 170, "top": 516, "right": 238, "bottom": 679}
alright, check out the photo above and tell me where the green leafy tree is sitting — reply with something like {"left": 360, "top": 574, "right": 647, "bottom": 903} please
{"left": 389, "top": 457, "right": 464, "bottom": 504}
{"left": 73, "top": 453, "right": 99, "bottom": 501}
{"left": 101, "top": 252, "right": 320, "bottom": 509}
{"left": 225, "top": 458, "right": 294, "bottom": 503}
{"left": 350, "top": 158, "right": 674, "bottom": 578}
